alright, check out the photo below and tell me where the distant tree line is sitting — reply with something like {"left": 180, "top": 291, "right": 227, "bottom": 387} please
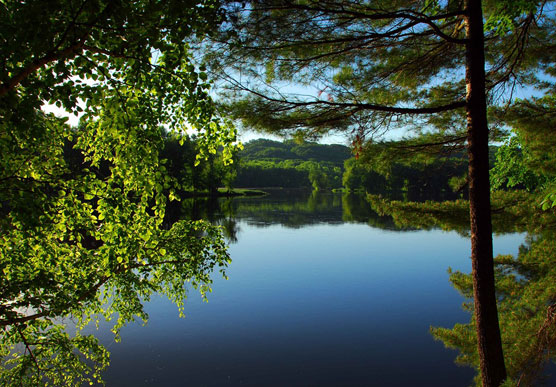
{"left": 83, "top": 135, "right": 547, "bottom": 200}
{"left": 142, "top": 137, "right": 544, "bottom": 199}
{"left": 233, "top": 139, "right": 347, "bottom": 190}
{"left": 233, "top": 139, "right": 479, "bottom": 201}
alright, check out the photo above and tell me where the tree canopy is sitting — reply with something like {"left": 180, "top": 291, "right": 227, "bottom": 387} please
{"left": 0, "top": 1, "right": 237, "bottom": 385}
{"left": 209, "top": 0, "right": 543, "bottom": 144}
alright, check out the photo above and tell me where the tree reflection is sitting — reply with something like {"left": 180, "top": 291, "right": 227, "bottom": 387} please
{"left": 117, "top": 189, "right": 556, "bottom": 385}
{"left": 368, "top": 191, "right": 556, "bottom": 385}
{"left": 172, "top": 189, "right": 464, "bottom": 235}
{"left": 173, "top": 190, "right": 401, "bottom": 232}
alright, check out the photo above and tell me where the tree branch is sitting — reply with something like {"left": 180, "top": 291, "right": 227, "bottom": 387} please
{"left": 248, "top": 2, "right": 467, "bottom": 44}
{"left": 0, "top": 2, "right": 115, "bottom": 98}
{"left": 243, "top": 84, "right": 467, "bottom": 115}
{"left": 17, "top": 325, "right": 41, "bottom": 373}
{"left": 0, "top": 40, "right": 87, "bottom": 98}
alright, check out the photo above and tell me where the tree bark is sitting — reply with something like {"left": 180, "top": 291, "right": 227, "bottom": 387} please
{"left": 464, "top": 0, "right": 507, "bottom": 386}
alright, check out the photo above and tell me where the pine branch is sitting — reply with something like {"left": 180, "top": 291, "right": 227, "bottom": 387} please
{"left": 241, "top": 84, "right": 466, "bottom": 115}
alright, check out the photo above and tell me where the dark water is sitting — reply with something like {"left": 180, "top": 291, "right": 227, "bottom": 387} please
{"left": 89, "top": 191, "right": 524, "bottom": 386}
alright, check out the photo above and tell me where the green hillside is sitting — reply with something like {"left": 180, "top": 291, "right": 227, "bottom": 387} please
{"left": 234, "top": 139, "right": 352, "bottom": 189}
{"left": 240, "top": 139, "right": 351, "bottom": 164}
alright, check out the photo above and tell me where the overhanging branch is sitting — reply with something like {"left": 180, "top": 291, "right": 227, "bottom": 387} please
{"left": 0, "top": 2, "right": 115, "bottom": 98}
{"left": 244, "top": 85, "right": 467, "bottom": 115}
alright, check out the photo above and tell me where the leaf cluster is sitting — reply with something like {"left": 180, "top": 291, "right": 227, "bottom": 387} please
{"left": 1, "top": 0, "right": 237, "bottom": 384}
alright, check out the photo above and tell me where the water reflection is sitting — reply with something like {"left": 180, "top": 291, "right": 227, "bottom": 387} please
{"left": 167, "top": 190, "right": 399, "bottom": 239}
{"left": 88, "top": 190, "right": 526, "bottom": 386}
{"left": 363, "top": 190, "right": 556, "bottom": 384}
{"left": 3, "top": 189, "right": 550, "bottom": 385}
{"left": 165, "top": 190, "right": 556, "bottom": 385}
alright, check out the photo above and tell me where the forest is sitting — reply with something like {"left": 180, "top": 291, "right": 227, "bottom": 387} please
{"left": 162, "top": 135, "right": 503, "bottom": 203}
{"left": 1, "top": 1, "right": 556, "bottom": 387}
{"left": 235, "top": 137, "right": 473, "bottom": 201}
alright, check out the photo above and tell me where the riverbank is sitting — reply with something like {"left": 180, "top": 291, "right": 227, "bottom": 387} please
{"left": 178, "top": 188, "right": 268, "bottom": 198}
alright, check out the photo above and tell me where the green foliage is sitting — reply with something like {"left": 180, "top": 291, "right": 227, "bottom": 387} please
{"left": 233, "top": 139, "right": 348, "bottom": 189}
{"left": 1, "top": 0, "right": 236, "bottom": 384}
{"left": 484, "top": 0, "right": 540, "bottom": 35}
{"left": 492, "top": 94, "right": 556, "bottom": 209}
{"left": 307, "top": 165, "right": 330, "bottom": 191}
{"left": 1, "top": 325, "right": 109, "bottom": 386}
{"left": 490, "top": 136, "right": 547, "bottom": 191}
{"left": 162, "top": 134, "right": 240, "bottom": 194}
{"left": 541, "top": 186, "right": 556, "bottom": 210}
{"left": 342, "top": 157, "right": 388, "bottom": 193}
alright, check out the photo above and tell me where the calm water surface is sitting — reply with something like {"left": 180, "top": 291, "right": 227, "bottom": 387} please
{"left": 91, "top": 191, "right": 524, "bottom": 386}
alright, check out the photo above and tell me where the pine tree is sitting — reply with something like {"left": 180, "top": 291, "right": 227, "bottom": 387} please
{"left": 205, "top": 1, "right": 553, "bottom": 385}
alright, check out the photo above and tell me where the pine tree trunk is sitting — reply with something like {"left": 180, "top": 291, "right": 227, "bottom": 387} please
{"left": 464, "top": 1, "right": 507, "bottom": 385}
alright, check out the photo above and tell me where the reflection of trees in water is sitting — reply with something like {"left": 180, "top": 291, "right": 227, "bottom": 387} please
{"left": 368, "top": 191, "right": 545, "bottom": 236}
{"left": 228, "top": 190, "right": 393, "bottom": 229}
{"left": 175, "top": 190, "right": 400, "bottom": 231}
{"left": 342, "top": 193, "right": 398, "bottom": 230}
{"left": 173, "top": 189, "right": 467, "bottom": 237}
{"left": 369, "top": 190, "right": 556, "bottom": 385}
{"left": 231, "top": 190, "right": 343, "bottom": 227}
{"left": 166, "top": 190, "right": 556, "bottom": 384}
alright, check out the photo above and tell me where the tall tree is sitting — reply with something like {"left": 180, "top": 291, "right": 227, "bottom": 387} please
{"left": 0, "top": 1, "right": 237, "bottom": 384}
{"left": 205, "top": 1, "right": 552, "bottom": 385}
